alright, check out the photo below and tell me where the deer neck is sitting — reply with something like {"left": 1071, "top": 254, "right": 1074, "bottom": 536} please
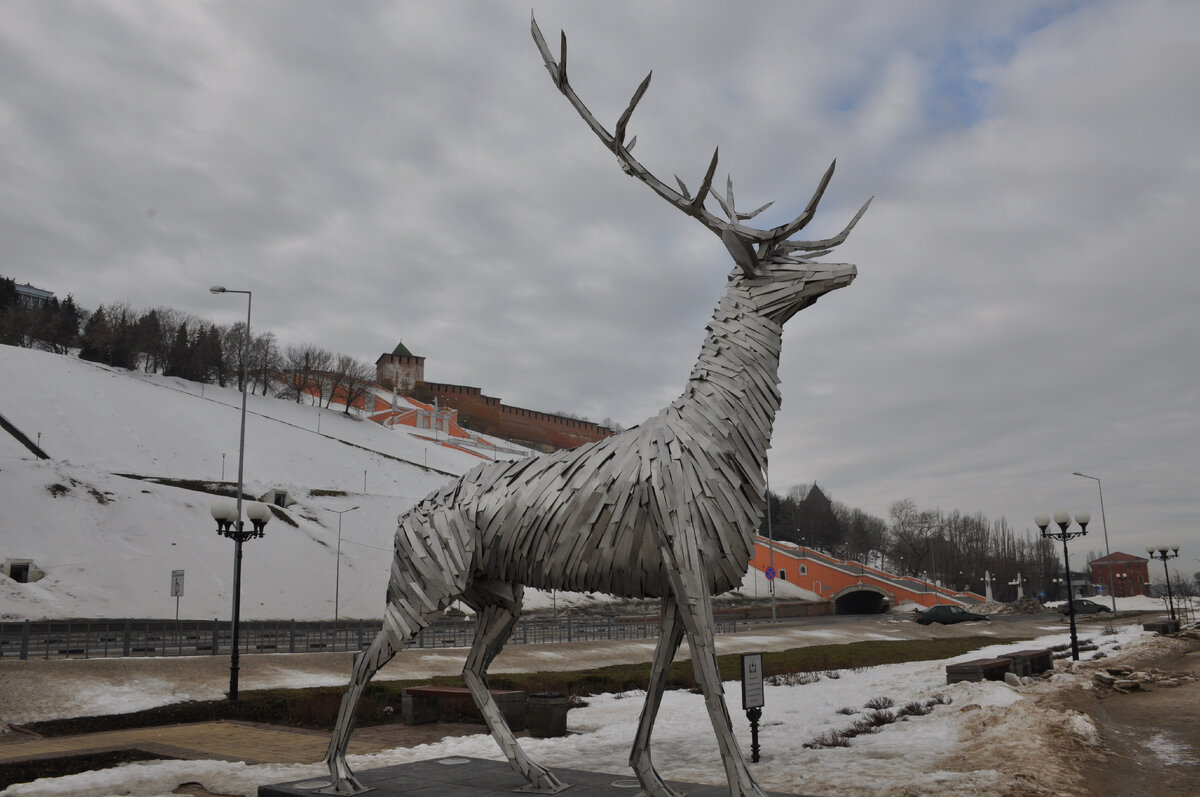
{"left": 673, "top": 289, "right": 783, "bottom": 474}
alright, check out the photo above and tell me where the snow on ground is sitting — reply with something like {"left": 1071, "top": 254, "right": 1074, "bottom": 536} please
{"left": 1048, "top": 595, "right": 1196, "bottom": 613}
{"left": 0, "top": 622, "right": 1165, "bottom": 797}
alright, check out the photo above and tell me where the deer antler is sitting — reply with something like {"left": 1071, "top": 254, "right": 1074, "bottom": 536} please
{"left": 531, "top": 13, "right": 872, "bottom": 275}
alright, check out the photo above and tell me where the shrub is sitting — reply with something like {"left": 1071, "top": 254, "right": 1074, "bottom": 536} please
{"left": 864, "top": 709, "right": 896, "bottom": 727}
{"left": 804, "top": 730, "right": 850, "bottom": 748}
{"left": 898, "top": 701, "right": 931, "bottom": 717}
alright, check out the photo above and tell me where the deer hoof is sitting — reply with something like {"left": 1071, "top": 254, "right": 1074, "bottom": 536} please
{"left": 515, "top": 766, "right": 570, "bottom": 794}
{"left": 318, "top": 756, "right": 369, "bottom": 795}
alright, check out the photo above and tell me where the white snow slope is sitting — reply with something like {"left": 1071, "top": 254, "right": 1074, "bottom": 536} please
{"left": 0, "top": 346, "right": 814, "bottom": 621}
{"left": 0, "top": 345, "right": 526, "bottom": 620}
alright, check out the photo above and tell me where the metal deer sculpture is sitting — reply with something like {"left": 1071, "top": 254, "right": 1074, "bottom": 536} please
{"left": 322, "top": 15, "right": 870, "bottom": 797}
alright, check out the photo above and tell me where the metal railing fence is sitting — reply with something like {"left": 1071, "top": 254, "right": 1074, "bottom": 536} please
{"left": 0, "top": 614, "right": 737, "bottom": 661}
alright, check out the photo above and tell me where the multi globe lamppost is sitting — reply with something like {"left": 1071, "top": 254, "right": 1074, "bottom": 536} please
{"left": 208, "top": 285, "right": 270, "bottom": 702}
{"left": 211, "top": 500, "right": 271, "bottom": 701}
{"left": 1145, "top": 544, "right": 1181, "bottom": 623}
{"left": 1035, "top": 510, "right": 1089, "bottom": 661}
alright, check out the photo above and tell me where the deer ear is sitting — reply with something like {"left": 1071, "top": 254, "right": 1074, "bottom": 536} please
{"left": 721, "top": 228, "right": 758, "bottom": 277}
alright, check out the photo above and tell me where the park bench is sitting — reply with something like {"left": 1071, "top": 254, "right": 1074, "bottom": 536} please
{"left": 401, "top": 685, "right": 526, "bottom": 730}
{"left": 1142, "top": 620, "right": 1180, "bottom": 635}
{"left": 1005, "top": 649, "right": 1053, "bottom": 677}
{"left": 944, "top": 657, "right": 1013, "bottom": 684}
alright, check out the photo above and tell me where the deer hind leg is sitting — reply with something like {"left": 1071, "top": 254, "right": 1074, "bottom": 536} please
{"left": 322, "top": 601, "right": 443, "bottom": 795}
{"left": 461, "top": 582, "right": 568, "bottom": 794}
{"left": 630, "top": 595, "right": 687, "bottom": 797}
{"left": 659, "top": 531, "right": 768, "bottom": 797}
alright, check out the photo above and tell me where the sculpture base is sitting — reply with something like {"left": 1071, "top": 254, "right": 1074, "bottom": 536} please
{"left": 259, "top": 757, "right": 803, "bottom": 796}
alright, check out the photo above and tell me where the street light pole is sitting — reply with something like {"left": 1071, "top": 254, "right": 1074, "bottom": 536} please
{"left": 1036, "top": 511, "right": 1089, "bottom": 661}
{"left": 1146, "top": 545, "right": 1181, "bottom": 623}
{"left": 1073, "top": 472, "right": 1115, "bottom": 611}
{"left": 209, "top": 285, "right": 258, "bottom": 701}
{"left": 765, "top": 463, "right": 776, "bottom": 624}
{"left": 211, "top": 286, "right": 252, "bottom": 522}
{"left": 326, "top": 506, "right": 360, "bottom": 622}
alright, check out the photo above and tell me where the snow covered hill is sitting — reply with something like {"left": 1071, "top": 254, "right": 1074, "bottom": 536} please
{"left": 0, "top": 345, "right": 526, "bottom": 621}
{"left": 0, "top": 346, "right": 809, "bottom": 621}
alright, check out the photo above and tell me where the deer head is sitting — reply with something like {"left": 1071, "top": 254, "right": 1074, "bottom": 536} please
{"left": 531, "top": 13, "right": 870, "bottom": 322}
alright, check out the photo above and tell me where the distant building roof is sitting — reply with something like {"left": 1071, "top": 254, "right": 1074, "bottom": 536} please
{"left": 1091, "top": 552, "right": 1149, "bottom": 564}
{"left": 15, "top": 283, "right": 54, "bottom": 305}
{"left": 392, "top": 341, "right": 414, "bottom": 357}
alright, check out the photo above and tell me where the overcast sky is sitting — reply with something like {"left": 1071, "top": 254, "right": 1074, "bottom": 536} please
{"left": 5, "top": 1, "right": 1198, "bottom": 559}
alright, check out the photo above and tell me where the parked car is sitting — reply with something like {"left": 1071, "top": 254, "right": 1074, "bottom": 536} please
{"left": 914, "top": 605, "right": 990, "bottom": 625}
{"left": 1060, "top": 599, "right": 1112, "bottom": 614}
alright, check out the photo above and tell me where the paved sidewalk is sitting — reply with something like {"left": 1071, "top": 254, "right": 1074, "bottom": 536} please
{"left": 0, "top": 720, "right": 490, "bottom": 767}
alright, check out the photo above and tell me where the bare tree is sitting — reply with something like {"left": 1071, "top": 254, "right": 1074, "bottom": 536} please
{"left": 250, "top": 331, "right": 281, "bottom": 395}
{"left": 888, "top": 499, "right": 939, "bottom": 576}
{"left": 280, "top": 344, "right": 334, "bottom": 403}
{"left": 337, "top": 355, "right": 377, "bottom": 415}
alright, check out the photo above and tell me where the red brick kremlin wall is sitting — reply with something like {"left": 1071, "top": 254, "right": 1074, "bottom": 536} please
{"left": 376, "top": 350, "right": 612, "bottom": 452}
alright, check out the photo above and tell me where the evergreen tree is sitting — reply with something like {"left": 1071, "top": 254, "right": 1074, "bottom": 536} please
{"left": 135, "top": 309, "right": 164, "bottom": 372}
{"left": 107, "top": 304, "right": 139, "bottom": 370}
{"left": 48, "top": 295, "right": 83, "bottom": 353}
{"left": 79, "top": 306, "right": 112, "bottom": 363}
{"left": 165, "top": 322, "right": 192, "bottom": 379}
{"left": 194, "top": 324, "right": 226, "bottom": 385}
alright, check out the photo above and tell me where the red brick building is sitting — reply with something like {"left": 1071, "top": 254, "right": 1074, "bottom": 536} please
{"left": 375, "top": 342, "right": 613, "bottom": 453}
{"left": 1089, "top": 552, "right": 1151, "bottom": 597}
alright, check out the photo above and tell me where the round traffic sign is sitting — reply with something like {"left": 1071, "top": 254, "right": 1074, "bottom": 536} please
{"left": 764, "top": 567, "right": 776, "bottom": 581}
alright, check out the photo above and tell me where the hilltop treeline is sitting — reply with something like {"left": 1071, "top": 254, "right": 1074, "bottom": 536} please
{"left": 1, "top": 276, "right": 374, "bottom": 413}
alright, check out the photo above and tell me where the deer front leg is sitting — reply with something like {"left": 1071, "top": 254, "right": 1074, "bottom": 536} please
{"left": 630, "top": 595, "right": 687, "bottom": 797}
{"left": 658, "top": 528, "right": 768, "bottom": 797}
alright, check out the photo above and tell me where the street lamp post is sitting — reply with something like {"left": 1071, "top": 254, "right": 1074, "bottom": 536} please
{"left": 209, "top": 285, "right": 259, "bottom": 702}
{"left": 1114, "top": 572, "right": 1128, "bottom": 597}
{"left": 765, "top": 463, "right": 776, "bottom": 625}
{"left": 1146, "top": 545, "right": 1181, "bottom": 623}
{"left": 1036, "top": 511, "right": 1089, "bottom": 661}
{"left": 211, "top": 500, "right": 271, "bottom": 701}
{"left": 326, "top": 506, "right": 360, "bottom": 622}
{"left": 922, "top": 522, "right": 948, "bottom": 604}
{"left": 1073, "top": 472, "right": 1115, "bottom": 611}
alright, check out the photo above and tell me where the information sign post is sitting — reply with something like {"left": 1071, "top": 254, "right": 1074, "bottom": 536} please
{"left": 170, "top": 569, "right": 185, "bottom": 620}
{"left": 741, "top": 652, "right": 765, "bottom": 762}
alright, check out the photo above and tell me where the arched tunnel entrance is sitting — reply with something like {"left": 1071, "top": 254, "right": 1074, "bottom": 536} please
{"left": 833, "top": 585, "right": 891, "bottom": 615}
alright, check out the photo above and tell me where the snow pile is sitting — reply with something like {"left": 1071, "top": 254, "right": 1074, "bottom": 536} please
{"left": 974, "top": 597, "right": 1051, "bottom": 615}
